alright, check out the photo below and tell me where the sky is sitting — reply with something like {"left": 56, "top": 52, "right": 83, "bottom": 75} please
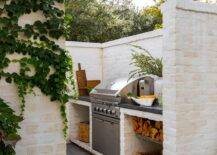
{"left": 132, "top": 0, "right": 156, "bottom": 10}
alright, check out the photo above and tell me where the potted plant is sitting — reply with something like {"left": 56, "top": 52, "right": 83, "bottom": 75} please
{"left": 130, "top": 45, "right": 163, "bottom": 106}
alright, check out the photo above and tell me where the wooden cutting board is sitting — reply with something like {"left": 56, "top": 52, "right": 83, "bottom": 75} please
{"left": 87, "top": 80, "right": 101, "bottom": 88}
{"left": 76, "top": 63, "right": 88, "bottom": 96}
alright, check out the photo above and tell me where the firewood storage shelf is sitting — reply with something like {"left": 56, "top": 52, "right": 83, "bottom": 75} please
{"left": 69, "top": 98, "right": 163, "bottom": 155}
{"left": 120, "top": 108, "right": 163, "bottom": 155}
{"left": 69, "top": 100, "right": 91, "bottom": 145}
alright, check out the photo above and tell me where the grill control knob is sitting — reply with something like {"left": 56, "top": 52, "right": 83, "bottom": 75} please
{"left": 95, "top": 107, "right": 99, "bottom": 111}
{"left": 107, "top": 110, "right": 111, "bottom": 114}
{"left": 103, "top": 109, "right": 107, "bottom": 113}
{"left": 99, "top": 108, "right": 103, "bottom": 112}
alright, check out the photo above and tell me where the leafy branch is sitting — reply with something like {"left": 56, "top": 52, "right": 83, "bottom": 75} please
{"left": 0, "top": 98, "right": 23, "bottom": 155}
{"left": 129, "top": 45, "right": 163, "bottom": 79}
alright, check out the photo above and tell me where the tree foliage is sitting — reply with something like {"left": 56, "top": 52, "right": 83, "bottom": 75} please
{"left": 65, "top": 0, "right": 163, "bottom": 42}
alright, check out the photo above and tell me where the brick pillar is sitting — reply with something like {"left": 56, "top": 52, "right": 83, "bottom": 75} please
{"left": 162, "top": 0, "right": 217, "bottom": 154}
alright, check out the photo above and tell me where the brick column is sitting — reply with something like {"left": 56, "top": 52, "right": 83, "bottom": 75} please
{"left": 162, "top": 0, "right": 217, "bottom": 155}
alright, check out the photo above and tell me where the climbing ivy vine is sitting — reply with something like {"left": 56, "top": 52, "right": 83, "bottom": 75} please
{"left": 0, "top": 98, "right": 23, "bottom": 155}
{"left": 0, "top": 0, "right": 76, "bottom": 152}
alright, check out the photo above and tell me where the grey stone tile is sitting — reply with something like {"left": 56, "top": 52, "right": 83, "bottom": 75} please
{"left": 67, "top": 143, "right": 91, "bottom": 155}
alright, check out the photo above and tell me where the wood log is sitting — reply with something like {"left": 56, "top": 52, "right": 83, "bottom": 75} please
{"left": 150, "top": 127, "right": 158, "bottom": 139}
{"left": 155, "top": 121, "right": 162, "bottom": 130}
{"left": 132, "top": 118, "right": 139, "bottom": 131}
{"left": 135, "top": 118, "right": 143, "bottom": 134}
{"left": 159, "top": 129, "right": 163, "bottom": 142}
{"left": 131, "top": 117, "right": 163, "bottom": 142}
{"left": 78, "top": 122, "right": 89, "bottom": 143}
{"left": 142, "top": 121, "right": 149, "bottom": 137}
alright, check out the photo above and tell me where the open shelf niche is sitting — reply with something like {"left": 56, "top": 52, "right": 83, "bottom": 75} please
{"left": 67, "top": 100, "right": 102, "bottom": 155}
{"left": 67, "top": 100, "right": 92, "bottom": 147}
{"left": 120, "top": 108, "right": 163, "bottom": 155}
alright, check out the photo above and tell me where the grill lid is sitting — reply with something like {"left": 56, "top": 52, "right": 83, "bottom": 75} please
{"left": 90, "top": 75, "right": 159, "bottom": 97}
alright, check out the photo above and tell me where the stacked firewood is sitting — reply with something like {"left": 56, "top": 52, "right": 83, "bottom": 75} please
{"left": 131, "top": 117, "right": 163, "bottom": 142}
{"left": 78, "top": 122, "right": 89, "bottom": 143}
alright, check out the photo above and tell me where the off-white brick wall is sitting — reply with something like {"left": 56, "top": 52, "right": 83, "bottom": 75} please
{"left": 0, "top": 2, "right": 66, "bottom": 155}
{"left": 66, "top": 30, "right": 163, "bottom": 86}
{"left": 0, "top": 81, "right": 66, "bottom": 155}
{"left": 199, "top": 0, "right": 217, "bottom": 3}
{"left": 66, "top": 42, "right": 103, "bottom": 81}
{"left": 102, "top": 30, "right": 162, "bottom": 86}
{"left": 162, "top": 0, "right": 217, "bottom": 154}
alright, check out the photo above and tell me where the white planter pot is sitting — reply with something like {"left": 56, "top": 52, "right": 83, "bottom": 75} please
{"left": 154, "top": 77, "right": 163, "bottom": 105}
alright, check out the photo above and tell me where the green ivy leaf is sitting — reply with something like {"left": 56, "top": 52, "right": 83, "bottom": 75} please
{"left": 5, "top": 77, "right": 12, "bottom": 83}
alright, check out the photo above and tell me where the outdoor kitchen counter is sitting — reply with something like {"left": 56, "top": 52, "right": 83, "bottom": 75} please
{"left": 119, "top": 105, "right": 163, "bottom": 123}
{"left": 78, "top": 96, "right": 91, "bottom": 102}
{"left": 120, "top": 105, "right": 163, "bottom": 155}
{"left": 118, "top": 103, "right": 162, "bottom": 115}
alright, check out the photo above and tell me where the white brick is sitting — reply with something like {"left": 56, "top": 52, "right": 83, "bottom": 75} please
{"left": 163, "top": 0, "right": 217, "bottom": 154}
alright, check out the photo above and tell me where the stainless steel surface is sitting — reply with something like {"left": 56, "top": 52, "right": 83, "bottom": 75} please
{"left": 92, "top": 102, "right": 120, "bottom": 119}
{"left": 138, "top": 77, "right": 155, "bottom": 96}
{"left": 90, "top": 75, "right": 159, "bottom": 97}
{"left": 90, "top": 75, "right": 159, "bottom": 155}
{"left": 92, "top": 99, "right": 120, "bottom": 155}
{"left": 92, "top": 114, "right": 120, "bottom": 155}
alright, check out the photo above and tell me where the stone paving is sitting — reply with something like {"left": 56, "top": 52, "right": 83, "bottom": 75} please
{"left": 67, "top": 143, "right": 91, "bottom": 155}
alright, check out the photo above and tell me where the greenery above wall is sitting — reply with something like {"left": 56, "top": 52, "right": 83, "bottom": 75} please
{"left": 65, "top": 0, "right": 163, "bottom": 43}
{"left": 0, "top": 0, "right": 76, "bottom": 153}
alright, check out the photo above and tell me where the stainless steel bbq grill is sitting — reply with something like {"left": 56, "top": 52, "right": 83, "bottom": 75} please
{"left": 90, "top": 76, "right": 157, "bottom": 155}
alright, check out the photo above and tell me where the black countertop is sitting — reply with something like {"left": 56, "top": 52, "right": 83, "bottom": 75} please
{"left": 78, "top": 96, "right": 91, "bottom": 102}
{"left": 78, "top": 96, "right": 162, "bottom": 115}
{"left": 118, "top": 103, "right": 162, "bottom": 115}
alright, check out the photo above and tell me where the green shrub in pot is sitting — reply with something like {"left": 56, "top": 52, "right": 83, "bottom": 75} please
{"left": 129, "top": 45, "right": 162, "bottom": 79}
{"left": 129, "top": 45, "right": 163, "bottom": 106}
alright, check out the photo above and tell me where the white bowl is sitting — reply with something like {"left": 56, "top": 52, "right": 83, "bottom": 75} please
{"left": 131, "top": 97, "right": 155, "bottom": 107}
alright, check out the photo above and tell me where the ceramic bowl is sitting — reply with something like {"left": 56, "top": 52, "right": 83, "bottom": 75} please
{"left": 131, "top": 97, "right": 155, "bottom": 106}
